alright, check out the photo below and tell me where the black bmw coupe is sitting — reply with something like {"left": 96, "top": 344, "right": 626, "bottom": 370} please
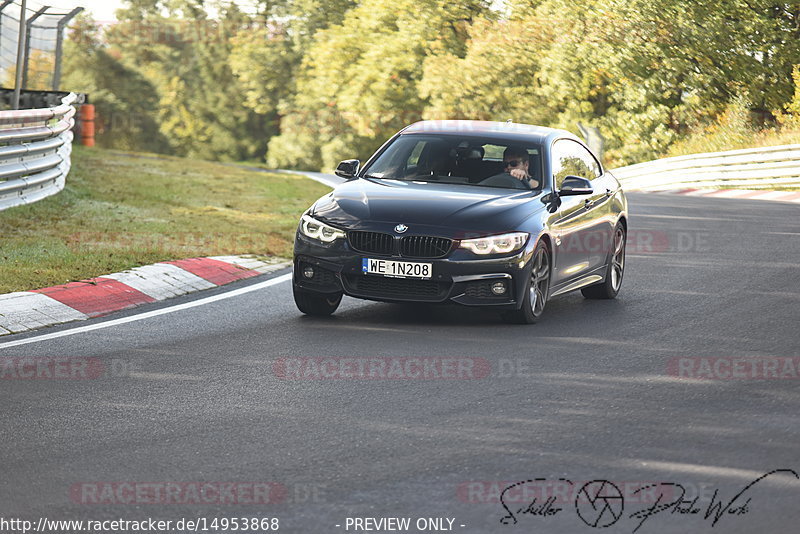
{"left": 293, "top": 120, "right": 628, "bottom": 323}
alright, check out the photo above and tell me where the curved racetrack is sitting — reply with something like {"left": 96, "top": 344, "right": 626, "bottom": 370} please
{"left": 1, "top": 192, "right": 798, "bottom": 533}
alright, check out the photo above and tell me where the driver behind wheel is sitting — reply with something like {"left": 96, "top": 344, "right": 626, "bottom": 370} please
{"left": 480, "top": 146, "right": 540, "bottom": 189}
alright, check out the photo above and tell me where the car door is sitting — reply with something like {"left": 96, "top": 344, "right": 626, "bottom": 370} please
{"left": 549, "top": 139, "right": 596, "bottom": 284}
{"left": 566, "top": 141, "right": 612, "bottom": 273}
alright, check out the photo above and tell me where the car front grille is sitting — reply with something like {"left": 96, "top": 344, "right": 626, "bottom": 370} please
{"left": 348, "top": 231, "right": 453, "bottom": 258}
{"left": 400, "top": 236, "right": 453, "bottom": 258}
{"left": 348, "top": 231, "right": 394, "bottom": 255}
{"left": 343, "top": 274, "right": 449, "bottom": 301}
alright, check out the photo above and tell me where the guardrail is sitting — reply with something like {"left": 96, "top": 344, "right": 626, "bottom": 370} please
{"left": 611, "top": 144, "right": 800, "bottom": 191}
{"left": 0, "top": 92, "right": 77, "bottom": 211}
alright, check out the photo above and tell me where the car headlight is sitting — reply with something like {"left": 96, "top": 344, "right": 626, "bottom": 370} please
{"left": 459, "top": 232, "right": 529, "bottom": 255}
{"left": 300, "top": 215, "right": 346, "bottom": 243}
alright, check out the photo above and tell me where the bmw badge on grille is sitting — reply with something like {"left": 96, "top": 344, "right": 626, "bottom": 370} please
{"left": 394, "top": 224, "right": 408, "bottom": 233}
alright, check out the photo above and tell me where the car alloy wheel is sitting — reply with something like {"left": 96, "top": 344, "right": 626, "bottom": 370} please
{"left": 504, "top": 240, "right": 550, "bottom": 324}
{"left": 582, "top": 223, "right": 626, "bottom": 300}
{"left": 529, "top": 244, "right": 550, "bottom": 317}
{"left": 609, "top": 225, "right": 625, "bottom": 292}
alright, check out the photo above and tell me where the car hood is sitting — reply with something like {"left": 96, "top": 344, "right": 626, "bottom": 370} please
{"left": 310, "top": 178, "right": 544, "bottom": 234}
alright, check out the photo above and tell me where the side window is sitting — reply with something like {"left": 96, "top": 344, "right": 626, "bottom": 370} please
{"left": 572, "top": 142, "right": 601, "bottom": 180}
{"left": 552, "top": 140, "right": 601, "bottom": 188}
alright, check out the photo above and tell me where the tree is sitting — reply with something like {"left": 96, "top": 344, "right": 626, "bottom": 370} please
{"left": 229, "top": 0, "right": 359, "bottom": 167}
{"left": 776, "top": 65, "right": 800, "bottom": 130}
{"left": 105, "top": 0, "right": 269, "bottom": 160}
{"left": 61, "top": 13, "right": 167, "bottom": 152}
{"left": 420, "top": 16, "right": 545, "bottom": 124}
{"left": 267, "top": 0, "right": 489, "bottom": 170}
{"left": 423, "top": 0, "right": 800, "bottom": 165}
{"left": 58, "top": 0, "right": 800, "bottom": 166}
{"left": 3, "top": 51, "right": 55, "bottom": 91}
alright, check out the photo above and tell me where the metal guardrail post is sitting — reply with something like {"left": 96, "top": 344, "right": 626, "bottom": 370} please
{"left": 21, "top": 5, "right": 49, "bottom": 92}
{"left": 11, "top": 0, "right": 27, "bottom": 110}
{"left": 52, "top": 7, "right": 83, "bottom": 91}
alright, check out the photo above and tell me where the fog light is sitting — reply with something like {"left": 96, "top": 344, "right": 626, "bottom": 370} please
{"left": 491, "top": 281, "right": 507, "bottom": 295}
{"left": 303, "top": 266, "right": 315, "bottom": 279}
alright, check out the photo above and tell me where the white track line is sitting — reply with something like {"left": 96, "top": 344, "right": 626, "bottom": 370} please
{"left": 0, "top": 273, "right": 292, "bottom": 350}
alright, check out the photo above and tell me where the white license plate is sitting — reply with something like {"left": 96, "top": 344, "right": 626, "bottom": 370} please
{"left": 362, "top": 258, "right": 432, "bottom": 279}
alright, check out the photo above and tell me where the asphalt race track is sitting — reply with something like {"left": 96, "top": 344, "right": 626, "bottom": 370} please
{"left": 1, "top": 192, "right": 799, "bottom": 534}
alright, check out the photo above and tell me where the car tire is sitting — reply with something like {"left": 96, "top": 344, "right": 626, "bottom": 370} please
{"left": 293, "top": 285, "right": 342, "bottom": 316}
{"left": 582, "top": 223, "right": 626, "bottom": 300}
{"left": 503, "top": 240, "right": 551, "bottom": 324}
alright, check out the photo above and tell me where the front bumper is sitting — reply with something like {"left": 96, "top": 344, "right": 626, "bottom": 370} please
{"left": 293, "top": 233, "right": 534, "bottom": 309}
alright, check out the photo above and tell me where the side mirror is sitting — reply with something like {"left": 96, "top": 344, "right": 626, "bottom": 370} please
{"left": 335, "top": 159, "right": 360, "bottom": 179}
{"left": 558, "top": 175, "right": 593, "bottom": 196}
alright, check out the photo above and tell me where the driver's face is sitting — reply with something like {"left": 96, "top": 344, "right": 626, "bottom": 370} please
{"left": 504, "top": 157, "right": 528, "bottom": 171}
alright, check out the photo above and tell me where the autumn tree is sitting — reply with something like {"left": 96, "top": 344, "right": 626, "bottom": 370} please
{"left": 61, "top": 13, "right": 167, "bottom": 152}
{"left": 266, "top": 0, "right": 489, "bottom": 170}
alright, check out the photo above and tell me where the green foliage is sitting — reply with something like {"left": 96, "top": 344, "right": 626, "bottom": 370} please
{"left": 3, "top": 50, "right": 55, "bottom": 91}
{"left": 668, "top": 95, "right": 800, "bottom": 157}
{"left": 94, "top": 1, "right": 269, "bottom": 160}
{"left": 424, "top": 0, "right": 800, "bottom": 166}
{"left": 61, "top": 0, "right": 800, "bottom": 167}
{"left": 282, "top": 0, "right": 358, "bottom": 50}
{"left": 267, "top": 0, "right": 489, "bottom": 170}
{"left": 666, "top": 96, "right": 754, "bottom": 156}
{"left": 229, "top": 27, "right": 297, "bottom": 116}
{"left": 61, "top": 14, "right": 168, "bottom": 152}
{"left": 420, "top": 17, "right": 542, "bottom": 123}
{"left": 776, "top": 65, "right": 800, "bottom": 130}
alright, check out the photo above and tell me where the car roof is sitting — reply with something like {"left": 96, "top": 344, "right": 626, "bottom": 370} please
{"left": 400, "top": 120, "right": 580, "bottom": 145}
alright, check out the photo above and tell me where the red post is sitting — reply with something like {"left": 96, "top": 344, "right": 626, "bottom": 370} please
{"left": 78, "top": 104, "right": 95, "bottom": 147}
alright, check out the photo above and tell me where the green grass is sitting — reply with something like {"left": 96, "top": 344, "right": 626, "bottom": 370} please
{"left": 0, "top": 146, "right": 331, "bottom": 293}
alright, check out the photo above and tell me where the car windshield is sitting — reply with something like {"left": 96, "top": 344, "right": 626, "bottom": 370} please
{"left": 361, "top": 134, "right": 544, "bottom": 190}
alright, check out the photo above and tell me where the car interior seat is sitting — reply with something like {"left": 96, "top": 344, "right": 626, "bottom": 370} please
{"left": 451, "top": 145, "right": 486, "bottom": 183}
